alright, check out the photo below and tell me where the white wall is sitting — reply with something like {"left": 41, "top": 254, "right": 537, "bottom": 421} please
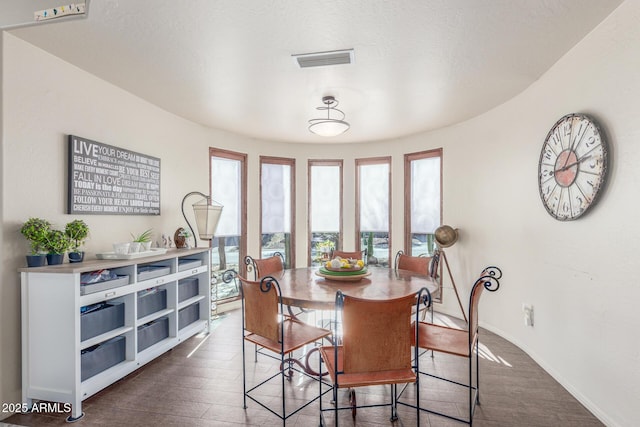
{"left": 2, "top": 1, "right": 640, "bottom": 425}
{"left": 415, "top": 2, "right": 640, "bottom": 425}
{"left": 0, "top": 31, "right": 244, "bottom": 417}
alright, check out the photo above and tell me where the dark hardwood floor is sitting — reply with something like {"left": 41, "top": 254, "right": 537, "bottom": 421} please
{"left": 4, "top": 309, "right": 603, "bottom": 426}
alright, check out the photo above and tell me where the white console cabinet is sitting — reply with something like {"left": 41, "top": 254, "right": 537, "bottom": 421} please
{"left": 20, "top": 248, "right": 211, "bottom": 421}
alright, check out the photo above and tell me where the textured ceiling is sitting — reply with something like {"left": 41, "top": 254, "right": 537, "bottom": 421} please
{"left": 6, "top": 0, "right": 623, "bottom": 143}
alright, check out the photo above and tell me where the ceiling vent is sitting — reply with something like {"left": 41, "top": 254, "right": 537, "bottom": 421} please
{"left": 292, "top": 49, "right": 354, "bottom": 68}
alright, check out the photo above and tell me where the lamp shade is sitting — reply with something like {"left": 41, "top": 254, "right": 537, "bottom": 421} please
{"left": 309, "top": 120, "right": 350, "bottom": 137}
{"left": 192, "top": 198, "right": 223, "bottom": 240}
{"left": 308, "top": 95, "right": 350, "bottom": 137}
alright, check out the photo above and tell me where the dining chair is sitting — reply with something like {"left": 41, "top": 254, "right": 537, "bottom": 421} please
{"left": 239, "top": 275, "right": 332, "bottom": 425}
{"left": 318, "top": 288, "right": 431, "bottom": 426}
{"left": 394, "top": 250, "right": 439, "bottom": 321}
{"left": 321, "top": 250, "right": 366, "bottom": 329}
{"left": 330, "top": 249, "right": 364, "bottom": 260}
{"left": 414, "top": 266, "right": 502, "bottom": 425}
{"left": 244, "top": 252, "right": 285, "bottom": 279}
{"left": 243, "top": 253, "right": 288, "bottom": 359}
{"left": 245, "top": 251, "right": 307, "bottom": 316}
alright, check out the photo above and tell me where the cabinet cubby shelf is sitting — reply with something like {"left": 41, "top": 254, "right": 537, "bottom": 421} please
{"left": 178, "top": 294, "right": 206, "bottom": 310}
{"left": 136, "top": 307, "right": 175, "bottom": 327}
{"left": 20, "top": 248, "right": 211, "bottom": 421}
{"left": 137, "top": 337, "right": 172, "bottom": 354}
{"left": 80, "top": 326, "right": 134, "bottom": 351}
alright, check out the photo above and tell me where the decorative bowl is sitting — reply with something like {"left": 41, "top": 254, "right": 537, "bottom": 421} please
{"left": 325, "top": 264, "right": 364, "bottom": 272}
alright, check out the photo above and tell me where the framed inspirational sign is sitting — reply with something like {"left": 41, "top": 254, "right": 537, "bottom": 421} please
{"left": 68, "top": 135, "right": 161, "bottom": 215}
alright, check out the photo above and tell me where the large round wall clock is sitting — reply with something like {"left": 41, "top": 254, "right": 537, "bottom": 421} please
{"left": 538, "top": 113, "right": 608, "bottom": 221}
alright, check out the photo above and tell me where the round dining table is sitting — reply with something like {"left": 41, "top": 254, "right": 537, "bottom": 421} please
{"left": 264, "top": 266, "right": 439, "bottom": 310}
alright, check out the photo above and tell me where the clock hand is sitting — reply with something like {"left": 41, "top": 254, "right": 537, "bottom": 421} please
{"left": 555, "top": 154, "right": 593, "bottom": 173}
{"left": 558, "top": 123, "right": 575, "bottom": 169}
{"left": 560, "top": 120, "right": 588, "bottom": 168}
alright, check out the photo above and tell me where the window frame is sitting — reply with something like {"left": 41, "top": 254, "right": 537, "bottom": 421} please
{"left": 209, "top": 147, "right": 248, "bottom": 277}
{"left": 404, "top": 148, "right": 443, "bottom": 302}
{"left": 307, "top": 159, "right": 343, "bottom": 265}
{"left": 259, "top": 155, "right": 296, "bottom": 268}
{"left": 403, "top": 148, "right": 443, "bottom": 254}
{"left": 355, "top": 156, "right": 392, "bottom": 265}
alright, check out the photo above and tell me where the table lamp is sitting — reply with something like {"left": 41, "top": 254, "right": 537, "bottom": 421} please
{"left": 181, "top": 191, "right": 223, "bottom": 248}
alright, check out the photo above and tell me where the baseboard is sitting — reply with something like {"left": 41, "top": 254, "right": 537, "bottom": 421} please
{"left": 478, "top": 322, "right": 616, "bottom": 427}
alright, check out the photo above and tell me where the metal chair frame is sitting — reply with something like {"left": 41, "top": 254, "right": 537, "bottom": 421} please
{"left": 244, "top": 252, "right": 285, "bottom": 279}
{"left": 239, "top": 275, "right": 332, "bottom": 426}
{"left": 394, "top": 250, "right": 438, "bottom": 322}
{"left": 318, "top": 288, "right": 432, "bottom": 426}
{"left": 415, "top": 266, "right": 502, "bottom": 425}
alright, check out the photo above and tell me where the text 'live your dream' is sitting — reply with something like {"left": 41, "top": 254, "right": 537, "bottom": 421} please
{"left": 68, "top": 136, "right": 161, "bottom": 215}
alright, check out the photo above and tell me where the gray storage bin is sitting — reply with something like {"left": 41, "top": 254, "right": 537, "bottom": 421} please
{"left": 137, "top": 288, "right": 167, "bottom": 319}
{"left": 178, "top": 303, "right": 200, "bottom": 330}
{"left": 178, "top": 278, "right": 199, "bottom": 303}
{"left": 178, "top": 258, "right": 202, "bottom": 272}
{"left": 137, "top": 316, "right": 169, "bottom": 352}
{"left": 80, "top": 275, "right": 129, "bottom": 295}
{"left": 137, "top": 264, "right": 171, "bottom": 281}
{"left": 81, "top": 302, "right": 125, "bottom": 341}
{"left": 81, "top": 336, "right": 126, "bottom": 381}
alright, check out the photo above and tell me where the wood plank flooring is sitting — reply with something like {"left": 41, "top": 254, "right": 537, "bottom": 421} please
{"left": 4, "top": 309, "right": 603, "bottom": 426}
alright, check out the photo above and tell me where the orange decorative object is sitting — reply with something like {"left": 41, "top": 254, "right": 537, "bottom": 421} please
{"left": 174, "top": 228, "right": 187, "bottom": 248}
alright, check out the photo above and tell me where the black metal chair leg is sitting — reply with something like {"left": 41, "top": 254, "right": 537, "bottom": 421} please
{"left": 242, "top": 340, "right": 247, "bottom": 409}
{"left": 390, "top": 384, "right": 398, "bottom": 421}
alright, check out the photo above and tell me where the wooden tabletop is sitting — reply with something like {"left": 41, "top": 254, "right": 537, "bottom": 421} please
{"left": 267, "top": 266, "right": 438, "bottom": 310}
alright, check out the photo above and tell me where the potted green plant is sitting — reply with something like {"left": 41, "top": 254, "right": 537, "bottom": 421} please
{"left": 20, "top": 217, "right": 51, "bottom": 267}
{"left": 44, "top": 229, "right": 71, "bottom": 265}
{"left": 316, "top": 239, "right": 335, "bottom": 261}
{"left": 65, "top": 219, "right": 89, "bottom": 263}
{"left": 366, "top": 232, "right": 377, "bottom": 265}
{"left": 131, "top": 228, "right": 153, "bottom": 252}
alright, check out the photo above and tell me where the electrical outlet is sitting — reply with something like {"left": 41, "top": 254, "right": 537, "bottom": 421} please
{"left": 522, "top": 304, "right": 534, "bottom": 327}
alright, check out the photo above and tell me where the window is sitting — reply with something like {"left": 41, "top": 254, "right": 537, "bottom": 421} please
{"left": 210, "top": 148, "right": 247, "bottom": 303}
{"left": 356, "top": 157, "right": 391, "bottom": 267}
{"left": 308, "top": 160, "right": 343, "bottom": 266}
{"left": 404, "top": 149, "right": 442, "bottom": 257}
{"left": 260, "top": 156, "right": 295, "bottom": 268}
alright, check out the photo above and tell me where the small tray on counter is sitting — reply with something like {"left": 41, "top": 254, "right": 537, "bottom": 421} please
{"left": 178, "top": 258, "right": 203, "bottom": 271}
{"left": 137, "top": 264, "right": 171, "bottom": 281}
{"left": 80, "top": 275, "right": 129, "bottom": 295}
{"left": 96, "top": 248, "right": 168, "bottom": 260}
